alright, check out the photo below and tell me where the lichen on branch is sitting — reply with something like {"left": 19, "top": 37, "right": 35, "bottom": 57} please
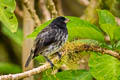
{"left": 0, "top": 41, "right": 120, "bottom": 80}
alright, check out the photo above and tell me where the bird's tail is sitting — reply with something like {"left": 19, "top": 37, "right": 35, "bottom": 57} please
{"left": 25, "top": 51, "right": 33, "bottom": 67}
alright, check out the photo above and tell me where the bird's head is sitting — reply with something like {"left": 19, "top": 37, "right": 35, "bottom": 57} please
{"left": 50, "top": 16, "right": 69, "bottom": 29}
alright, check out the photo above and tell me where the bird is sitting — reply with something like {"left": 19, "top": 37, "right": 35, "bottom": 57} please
{"left": 25, "top": 16, "right": 69, "bottom": 68}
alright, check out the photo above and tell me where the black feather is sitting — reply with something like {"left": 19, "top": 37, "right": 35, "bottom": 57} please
{"left": 25, "top": 50, "right": 33, "bottom": 67}
{"left": 33, "top": 27, "right": 58, "bottom": 56}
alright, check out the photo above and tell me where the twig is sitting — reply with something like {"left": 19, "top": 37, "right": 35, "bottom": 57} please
{"left": 81, "top": 44, "right": 120, "bottom": 59}
{"left": 15, "top": 4, "right": 23, "bottom": 18}
{"left": 46, "top": 0, "right": 58, "bottom": 18}
{"left": 23, "top": 0, "right": 41, "bottom": 27}
{"left": 38, "top": 0, "right": 51, "bottom": 22}
{"left": 0, "top": 63, "right": 50, "bottom": 80}
{"left": 0, "top": 52, "right": 63, "bottom": 80}
{"left": 53, "top": 0, "right": 63, "bottom": 16}
{"left": 0, "top": 42, "right": 120, "bottom": 80}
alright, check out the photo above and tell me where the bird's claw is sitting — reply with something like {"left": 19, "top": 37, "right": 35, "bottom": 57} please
{"left": 44, "top": 56, "right": 54, "bottom": 69}
{"left": 50, "top": 62, "right": 54, "bottom": 69}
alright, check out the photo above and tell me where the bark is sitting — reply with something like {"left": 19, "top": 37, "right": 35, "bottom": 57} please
{"left": 22, "top": 0, "right": 34, "bottom": 80}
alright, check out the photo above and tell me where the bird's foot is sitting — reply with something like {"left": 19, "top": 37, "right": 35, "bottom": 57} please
{"left": 49, "top": 62, "right": 54, "bottom": 69}
{"left": 44, "top": 56, "right": 54, "bottom": 69}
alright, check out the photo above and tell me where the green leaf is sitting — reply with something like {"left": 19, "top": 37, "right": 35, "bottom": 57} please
{"left": 0, "top": 0, "right": 18, "bottom": 32}
{"left": 43, "top": 70, "right": 93, "bottom": 80}
{"left": 98, "top": 10, "right": 116, "bottom": 25}
{"left": 27, "top": 16, "right": 104, "bottom": 42}
{"left": 89, "top": 52, "right": 120, "bottom": 80}
{"left": 0, "top": 62, "right": 22, "bottom": 74}
{"left": 1, "top": 26, "right": 23, "bottom": 46}
{"left": 0, "top": 0, "right": 16, "bottom": 12}
{"left": 114, "top": 26, "right": 120, "bottom": 41}
{"left": 67, "top": 16, "right": 104, "bottom": 42}
{"left": 115, "top": 40, "right": 120, "bottom": 50}
{"left": 100, "top": 24, "right": 120, "bottom": 42}
{"left": 100, "top": 24, "right": 114, "bottom": 41}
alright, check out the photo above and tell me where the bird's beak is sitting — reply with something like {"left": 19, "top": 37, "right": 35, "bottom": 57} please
{"left": 64, "top": 19, "right": 70, "bottom": 23}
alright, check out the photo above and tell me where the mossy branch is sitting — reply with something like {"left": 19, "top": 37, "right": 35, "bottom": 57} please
{"left": 0, "top": 42, "right": 120, "bottom": 80}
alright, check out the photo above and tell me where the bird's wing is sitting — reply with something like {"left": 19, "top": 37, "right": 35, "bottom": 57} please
{"left": 32, "top": 26, "right": 57, "bottom": 57}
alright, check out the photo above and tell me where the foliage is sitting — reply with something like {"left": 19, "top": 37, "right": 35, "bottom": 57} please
{"left": 0, "top": 0, "right": 18, "bottom": 32}
{"left": 0, "top": 0, "right": 22, "bottom": 76}
{"left": 0, "top": 62, "right": 22, "bottom": 74}
{"left": 43, "top": 70, "right": 93, "bottom": 80}
{"left": 88, "top": 10, "right": 120, "bottom": 80}
{"left": 101, "top": 24, "right": 120, "bottom": 42}
{"left": 1, "top": 26, "right": 23, "bottom": 46}
{"left": 98, "top": 10, "right": 116, "bottom": 25}
{"left": 98, "top": 10, "right": 120, "bottom": 45}
{"left": 28, "top": 10, "right": 120, "bottom": 80}
{"left": 89, "top": 52, "right": 120, "bottom": 80}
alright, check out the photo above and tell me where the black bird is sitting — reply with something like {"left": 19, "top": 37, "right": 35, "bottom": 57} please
{"left": 25, "top": 16, "right": 69, "bottom": 67}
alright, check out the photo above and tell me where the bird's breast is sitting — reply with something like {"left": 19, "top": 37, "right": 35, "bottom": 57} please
{"left": 43, "top": 31, "right": 68, "bottom": 56}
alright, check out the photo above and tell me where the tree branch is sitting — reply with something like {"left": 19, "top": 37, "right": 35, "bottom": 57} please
{"left": 38, "top": 0, "right": 51, "bottom": 22}
{"left": 0, "top": 52, "right": 62, "bottom": 80}
{"left": 0, "top": 42, "right": 120, "bottom": 80}
{"left": 15, "top": 4, "right": 23, "bottom": 18}
{"left": 81, "top": 44, "right": 120, "bottom": 59}
{"left": 0, "top": 63, "right": 50, "bottom": 80}
{"left": 23, "top": 0, "right": 41, "bottom": 27}
{"left": 53, "top": 0, "right": 63, "bottom": 16}
{"left": 46, "top": 0, "right": 58, "bottom": 18}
